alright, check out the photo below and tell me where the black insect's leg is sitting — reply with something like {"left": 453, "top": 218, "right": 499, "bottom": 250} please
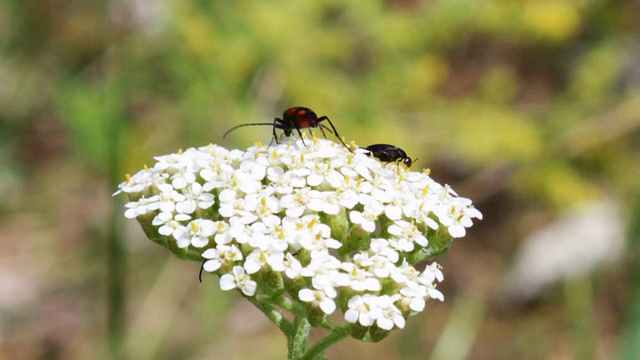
{"left": 316, "top": 116, "right": 351, "bottom": 151}
{"left": 295, "top": 127, "right": 307, "bottom": 146}
{"left": 319, "top": 124, "right": 335, "bottom": 135}
{"left": 317, "top": 125, "right": 328, "bottom": 140}
{"left": 199, "top": 260, "right": 206, "bottom": 283}
{"left": 271, "top": 118, "right": 283, "bottom": 146}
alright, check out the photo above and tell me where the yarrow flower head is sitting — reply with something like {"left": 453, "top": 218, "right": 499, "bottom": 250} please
{"left": 116, "top": 135, "right": 482, "bottom": 349}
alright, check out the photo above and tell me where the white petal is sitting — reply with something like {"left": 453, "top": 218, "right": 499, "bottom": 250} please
{"left": 203, "top": 259, "right": 221, "bottom": 272}
{"left": 393, "top": 315, "right": 406, "bottom": 329}
{"left": 286, "top": 206, "right": 304, "bottom": 218}
{"left": 240, "top": 280, "right": 257, "bottom": 296}
{"left": 448, "top": 225, "right": 466, "bottom": 238}
{"left": 319, "top": 299, "right": 336, "bottom": 314}
{"left": 385, "top": 205, "right": 402, "bottom": 221}
{"left": 191, "top": 236, "right": 209, "bottom": 248}
{"left": 358, "top": 313, "right": 373, "bottom": 327}
{"left": 244, "top": 259, "right": 262, "bottom": 274}
{"left": 349, "top": 211, "right": 363, "bottom": 224}
{"left": 376, "top": 317, "right": 393, "bottom": 330}
{"left": 362, "top": 220, "right": 376, "bottom": 233}
{"left": 298, "top": 289, "right": 315, "bottom": 302}
{"left": 428, "top": 288, "right": 444, "bottom": 301}
{"left": 345, "top": 309, "right": 359, "bottom": 324}
{"left": 410, "top": 298, "right": 425, "bottom": 312}
{"left": 307, "top": 174, "right": 323, "bottom": 187}
{"left": 219, "top": 274, "right": 237, "bottom": 291}
{"left": 202, "top": 248, "right": 219, "bottom": 259}
{"left": 326, "top": 172, "right": 344, "bottom": 188}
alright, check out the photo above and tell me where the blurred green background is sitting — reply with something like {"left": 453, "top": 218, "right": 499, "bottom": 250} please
{"left": 1, "top": 0, "right": 639, "bottom": 359}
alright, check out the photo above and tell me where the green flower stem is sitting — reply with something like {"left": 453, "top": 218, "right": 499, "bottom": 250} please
{"left": 250, "top": 299, "right": 293, "bottom": 334}
{"left": 302, "top": 324, "right": 350, "bottom": 360}
{"left": 319, "top": 318, "right": 344, "bottom": 332}
{"left": 273, "top": 295, "right": 306, "bottom": 313}
{"left": 289, "top": 315, "right": 312, "bottom": 360}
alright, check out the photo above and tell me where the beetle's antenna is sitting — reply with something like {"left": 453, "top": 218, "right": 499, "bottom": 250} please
{"left": 223, "top": 123, "right": 274, "bottom": 138}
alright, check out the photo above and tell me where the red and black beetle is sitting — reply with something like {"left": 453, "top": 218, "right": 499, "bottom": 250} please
{"left": 223, "top": 106, "right": 350, "bottom": 149}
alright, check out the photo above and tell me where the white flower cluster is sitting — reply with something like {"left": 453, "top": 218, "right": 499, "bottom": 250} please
{"left": 116, "top": 137, "right": 482, "bottom": 331}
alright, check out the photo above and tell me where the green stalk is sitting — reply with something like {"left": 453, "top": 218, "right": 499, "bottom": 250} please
{"left": 250, "top": 299, "right": 293, "bottom": 334}
{"left": 289, "top": 315, "right": 312, "bottom": 360}
{"left": 302, "top": 326, "right": 350, "bottom": 360}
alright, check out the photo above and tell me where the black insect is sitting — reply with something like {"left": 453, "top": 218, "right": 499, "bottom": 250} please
{"left": 362, "top": 144, "right": 414, "bottom": 167}
{"left": 223, "top": 106, "right": 350, "bottom": 149}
